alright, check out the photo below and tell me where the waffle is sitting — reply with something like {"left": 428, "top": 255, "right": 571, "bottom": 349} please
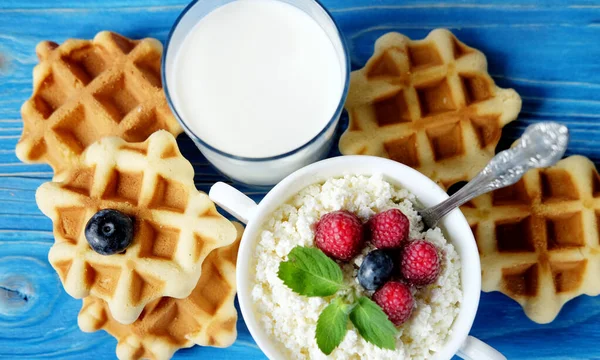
{"left": 35, "top": 130, "right": 237, "bottom": 324}
{"left": 462, "top": 156, "right": 600, "bottom": 323}
{"left": 339, "top": 29, "right": 522, "bottom": 187}
{"left": 78, "top": 222, "right": 243, "bottom": 360}
{"left": 16, "top": 31, "right": 182, "bottom": 174}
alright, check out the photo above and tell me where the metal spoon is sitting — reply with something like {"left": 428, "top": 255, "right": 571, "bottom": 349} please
{"left": 420, "top": 122, "right": 569, "bottom": 229}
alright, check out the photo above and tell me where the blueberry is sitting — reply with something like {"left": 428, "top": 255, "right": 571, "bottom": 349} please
{"left": 358, "top": 250, "right": 395, "bottom": 291}
{"left": 85, "top": 209, "right": 134, "bottom": 255}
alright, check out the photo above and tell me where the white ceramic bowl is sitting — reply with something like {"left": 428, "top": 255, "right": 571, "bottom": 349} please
{"left": 209, "top": 155, "right": 505, "bottom": 360}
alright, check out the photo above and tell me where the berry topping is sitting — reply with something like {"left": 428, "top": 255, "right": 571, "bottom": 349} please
{"left": 314, "top": 210, "right": 364, "bottom": 261}
{"left": 373, "top": 281, "right": 414, "bottom": 326}
{"left": 367, "top": 209, "right": 410, "bottom": 249}
{"left": 85, "top": 209, "right": 134, "bottom": 255}
{"left": 400, "top": 240, "right": 441, "bottom": 286}
{"left": 357, "top": 250, "right": 394, "bottom": 290}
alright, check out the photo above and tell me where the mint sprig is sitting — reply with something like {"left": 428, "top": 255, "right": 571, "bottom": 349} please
{"left": 316, "top": 297, "right": 350, "bottom": 355}
{"left": 278, "top": 246, "right": 344, "bottom": 296}
{"left": 278, "top": 246, "right": 398, "bottom": 354}
{"left": 349, "top": 296, "right": 397, "bottom": 350}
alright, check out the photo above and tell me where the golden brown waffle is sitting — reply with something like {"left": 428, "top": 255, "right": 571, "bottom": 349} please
{"left": 78, "top": 222, "right": 243, "bottom": 360}
{"left": 16, "top": 31, "right": 182, "bottom": 174}
{"left": 36, "top": 130, "right": 237, "bottom": 324}
{"left": 339, "top": 29, "right": 522, "bottom": 187}
{"left": 462, "top": 155, "right": 600, "bottom": 323}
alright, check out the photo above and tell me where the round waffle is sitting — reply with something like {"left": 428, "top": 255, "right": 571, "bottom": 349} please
{"left": 35, "top": 130, "right": 237, "bottom": 324}
{"left": 339, "top": 29, "right": 522, "bottom": 187}
{"left": 462, "top": 156, "right": 600, "bottom": 323}
{"left": 78, "top": 222, "right": 243, "bottom": 360}
{"left": 17, "top": 31, "right": 182, "bottom": 174}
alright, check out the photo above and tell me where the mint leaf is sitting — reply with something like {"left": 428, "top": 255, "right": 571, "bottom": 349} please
{"left": 278, "top": 246, "right": 344, "bottom": 297}
{"left": 349, "top": 296, "right": 397, "bottom": 350}
{"left": 316, "top": 297, "right": 350, "bottom": 355}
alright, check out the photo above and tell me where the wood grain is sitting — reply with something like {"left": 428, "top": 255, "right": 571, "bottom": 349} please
{"left": 1, "top": 0, "right": 599, "bottom": 359}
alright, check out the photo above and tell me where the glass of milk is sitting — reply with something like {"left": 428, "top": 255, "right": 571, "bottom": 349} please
{"left": 163, "top": 0, "right": 349, "bottom": 187}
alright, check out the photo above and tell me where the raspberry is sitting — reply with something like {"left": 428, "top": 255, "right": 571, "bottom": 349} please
{"left": 314, "top": 210, "right": 364, "bottom": 261}
{"left": 400, "top": 240, "right": 441, "bottom": 286}
{"left": 373, "top": 281, "right": 414, "bottom": 326}
{"left": 367, "top": 209, "right": 410, "bottom": 249}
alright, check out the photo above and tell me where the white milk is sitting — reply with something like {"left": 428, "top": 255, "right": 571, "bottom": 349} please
{"left": 172, "top": 0, "right": 343, "bottom": 158}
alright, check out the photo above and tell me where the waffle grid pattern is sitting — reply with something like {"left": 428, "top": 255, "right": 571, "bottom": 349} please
{"left": 462, "top": 156, "right": 600, "bottom": 323}
{"left": 340, "top": 29, "right": 522, "bottom": 187}
{"left": 17, "top": 31, "right": 182, "bottom": 173}
{"left": 78, "top": 223, "right": 243, "bottom": 360}
{"left": 36, "top": 131, "right": 237, "bottom": 325}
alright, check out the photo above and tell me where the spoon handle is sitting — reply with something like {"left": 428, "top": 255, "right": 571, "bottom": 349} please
{"left": 421, "top": 122, "right": 569, "bottom": 228}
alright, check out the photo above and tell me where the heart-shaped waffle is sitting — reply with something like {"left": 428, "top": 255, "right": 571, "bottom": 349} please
{"left": 16, "top": 31, "right": 182, "bottom": 174}
{"left": 36, "top": 130, "right": 237, "bottom": 324}
{"left": 462, "top": 156, "right": 600, "bottom": 323}
{"left": 340, "top": 29, "right": 522, "bottom": 187}
{"left": 78, "top": 222, "right": 243, "bottom": 360}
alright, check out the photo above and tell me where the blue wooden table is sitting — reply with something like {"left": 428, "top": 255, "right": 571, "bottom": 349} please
{"left": 1, "top": 0, "right": 600, "bottom": 359}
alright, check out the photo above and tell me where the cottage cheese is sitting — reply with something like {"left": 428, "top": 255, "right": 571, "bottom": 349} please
{"left": 251, "top": 174, "right": 462, "bottom": 359}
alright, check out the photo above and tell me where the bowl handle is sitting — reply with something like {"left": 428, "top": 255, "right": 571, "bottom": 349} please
{"left": 457, "top": 336, "right": 506, "bottom": 360}
{"left": 209, "top": 182, "right": 258, "bottom": 224}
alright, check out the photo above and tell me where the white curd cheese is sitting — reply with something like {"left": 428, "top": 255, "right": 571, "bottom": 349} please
{"left": 252, "top": 174, "right": 462, "bottom": 359}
